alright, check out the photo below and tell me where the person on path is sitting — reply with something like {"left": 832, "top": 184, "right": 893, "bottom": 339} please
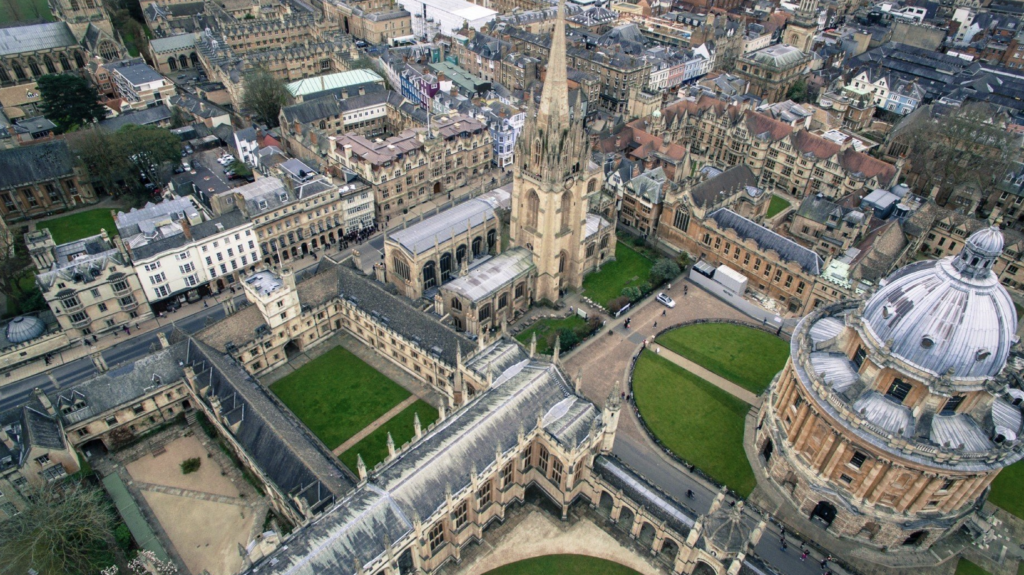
{"left": 780, "top": 540, "right": 787, "bottom": 552}
{"left": 800, "top": 550, "right": 807, "bottom": 561}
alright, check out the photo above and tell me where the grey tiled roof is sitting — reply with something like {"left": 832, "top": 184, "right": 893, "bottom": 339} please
{"left": 245, "top": 354, "right": 598, "bottom": 574}
{"left": 442, "top": 248, "right": 534, "bottom": 302}
{"left": 335, "top": 264, "right": 473, "bottom": 366}
{"left": 0, "top": 140, "right": 75, "bottom": 190}
{"left": 389, "top": 187, "right": 510, "bottom": 256}
{"left": 188, "top": 339, "right": 353, "bottom": 512}
{"left": 689, "top": 165, "right": 757, "bottom": 209}
{"left": 0, "top": 22, "right": 77, "bottom": 56}
{"left": 98, "top": 105, "right": 173, "bottom": 131}
{"left": 56, "top": 342, "right": 191, "bottom": 425}
{"left": 22, "top": 406, "right": 64, "bottom": 451}
{"left": 707, "top": 209, "right": 824, "bottom": 275}
{"left": 594, "top": 456, "right": 696, "bottom": 538}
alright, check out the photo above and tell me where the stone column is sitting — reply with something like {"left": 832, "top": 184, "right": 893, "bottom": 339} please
{"left": 895, "top": 473, "right": 932, "bottom": 513}
{"left": 821, "top": 440, "right": 850, "bottom": 479}
{"left": 790, "top": 404, "right": 814, "bottom": 450}
{"left": 853, "top": 459, "right": 886, "bottom": 501}
{"left": 866, "top": 464, "right": 899, "bottom": 505}
{"left": 945, "top": 476, "right": 982, "bottom": 513}
{"left": 810, "top": 431, "right": 838, "bottom": 470}
{"left": 909, "top": 476, "right": 946, "bottom": 514}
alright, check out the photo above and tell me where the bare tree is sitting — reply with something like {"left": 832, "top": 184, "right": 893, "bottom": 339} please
{"left": 0, "top": 482, "right": 116, "bottom": 575}
{"left": 898, "top": 103, "right": 1020, "bottom": 209}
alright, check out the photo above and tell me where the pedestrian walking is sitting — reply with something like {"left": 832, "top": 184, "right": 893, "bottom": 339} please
{"left": 684, "top": 285, "right": 688, "bottom": 296}
{"left": 204, "top": 300, "right": 209, "bottom": 308}
{"left": 780, "top": 540, "right": 787, "bottom": 552}
{"left": 653, "top": 321, "right": 657, "bottom": 328}
{"left": 667, "top": 283, "right": 672, "bottom": 290}
{"left": 800, "top": 550, "right": 807, "bottom": 561}
{"left": 820, "top": 559, "right": 828, "bottom": 568}
{"left": 662, "top": 309, "right": 666, "bottom": 316}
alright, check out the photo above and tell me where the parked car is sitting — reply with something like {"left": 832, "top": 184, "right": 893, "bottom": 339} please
{"left": 656, "top": 293, "right": 675, "bottom": 308}
{"left": 355, "top": 40, "right": 368, "bottom": 48}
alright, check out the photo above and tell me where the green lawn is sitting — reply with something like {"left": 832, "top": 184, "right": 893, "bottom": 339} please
{"left": 632, "top": 351, "right": 756, "bottom": 496}
{"left": 0, "top": 0, "right": 52, "bottom": 24}
{"left": 339, "top": 400, "right": 438, "bottom": 471}
{"left": 37, "top": 209, "right": 118, "bottom": 245}
{"left": 988, "top": 459, "right": 1024, "bottom": 520}
{"left": 765, "top": 194, "right": 790, "bottom": 219}
{"left": 270, "top": 347, "right": 412, "bottom": 450}
{"left": 582, "top": 242, "right": 655, "bottom": 307}
{"left": 655, "top": 323, "right": 788, "bottom": 394}
{"left": 955, "top": 558, "right": 991, "bottom": 575}
{"left": 483, "top": 555, "right": 641, "bottom": 575}
{"left": 515, "top": 315, "right": 586, "bottom": 355}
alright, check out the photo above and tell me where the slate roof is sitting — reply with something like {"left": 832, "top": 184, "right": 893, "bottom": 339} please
{"left": 188, "top": 339, "right": 353, "bottom": 512}
{"left": 22, "top": 406, "right": 64, "bottom": 451}
{"left": 689, "top": 165, "right": 758, "bottom": 209}
{"left": 150, "top": 34, "right": 196, "bottom": 53}
{"left": 0, "top": 140, "right": 75, "bottom": 190}
{"left": 55, "top": 342, "right": 191, "bottom": 425}
{"left": 245, "top": 353, "right": 599, "bottom": 575}
{"left": 795, "top": 194, "right": 863, "bottom": 225}
{"left": 707, "top": 209, "right": 825, "bottom": 275}
{"left": 0, "top": 22, "right": 77, "bottom": 56}
{"left": 98, "top": 105, "right": 172, "bottom": 131}
{"left": 286, "top": 70, "right": 385, "bottom": 97}
{"left": 334, "top": 264, "right": 473, "bottom": 366}
{"left": 389, "top": 187, "right": 510, "bottom": 256}
{"left": 442, "top": 248, "right": 534, "bottom": 302}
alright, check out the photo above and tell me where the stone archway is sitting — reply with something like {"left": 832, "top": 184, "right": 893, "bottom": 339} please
{"left": 637, "top": 522, "right": 656, "bottom": 547}
{"left": 617, "top": 506, "right": 635, "bottom": 532}
{"left": 659, "top": 537, "right": 680, "bottom": 563}
{"left": 692, "top": 561, "right": 718, "bottom": 575}
{"left": 811, "top": 500, "right": 838, "bottom": 527}
{"left": 598, "top": 492, "right": 614, "bottom": 517}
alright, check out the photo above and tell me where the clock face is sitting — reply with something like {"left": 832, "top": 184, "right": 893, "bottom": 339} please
{"left": 564, "top": 177, "right": 575, "bottom": 190}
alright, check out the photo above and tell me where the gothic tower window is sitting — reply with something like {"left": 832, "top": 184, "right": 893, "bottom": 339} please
{"left": 74, "top": 51, "right": 85, "bottom": 68}
{"left": 69, "top": 0, "right": 79, "bottom": 9}
{"left": 525, "top": 190, "right": 539, "bottom": 229}
{"left": 28, "top": 59, "right": 40, "bottom": 77}
{"left": 587, "top": 179, "right": 596, "bottom": 194}
{"left": 43, "top": 55, "right": 55, "bottom": 74}
{"left": 558, "top": 251, "right": 568, "bottom": 274}
{"left": 560, "top": 192, "right": 572, "bottom": 233}
{"left": 472, "top": 237, "right": 482, "bottom": 257}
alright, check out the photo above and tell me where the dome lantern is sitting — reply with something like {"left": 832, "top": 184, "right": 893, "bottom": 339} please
{"left": 951, "top": 226, "right": 1004, "bottom": 280}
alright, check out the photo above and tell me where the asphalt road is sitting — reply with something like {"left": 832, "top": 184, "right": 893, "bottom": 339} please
{"left": 0, "top": 296, "right": 245, "bottom": 413}
{"left": 613, "top": 406, "right": 845, "bottom": 575}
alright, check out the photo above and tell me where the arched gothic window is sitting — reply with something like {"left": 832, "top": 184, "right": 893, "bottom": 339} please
{"left": 450, "top": 297, "right": 462, "bottom": 311}
{"left": 558, "top": 251, "right": 567, "bottom": 274}
{"left": 167, "top": 57, "right": 177, "bottom": 71}
{"left": 524, "top": 190, "right": 539, "bottom": 229}
{"left": 588, "top": 179, "right": 597, "bottom": 194}
{"left": 560, "top": 192, "right": 572, "bottom": 232}
{"left": 43, "top": 55, "right": 55, "bottom": 74}
{"left": 59, "top": 53, "right": 70, "bottom": 71}
{"left": 28, "top": 59, "right": 41, "bottom": 77}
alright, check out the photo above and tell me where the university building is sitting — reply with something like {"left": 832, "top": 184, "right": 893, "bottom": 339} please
{"left": 330, "top": 114, "right": 493, "bottom": 225}
{"left": 0, "top": 141, "right": 98, "bottom": 225}
{"left": 755, "top": 227, "right": 1024, "bottom": 549}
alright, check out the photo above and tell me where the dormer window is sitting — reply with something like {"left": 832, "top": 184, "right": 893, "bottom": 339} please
{"left": 977, "top": 349, "right": 992, "bottom": 361}
{"left": 921, "top": 336, "right": 934, "bottom": 349}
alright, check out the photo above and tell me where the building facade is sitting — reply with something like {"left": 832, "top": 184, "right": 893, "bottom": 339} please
{"left": 509, "top": 0, "right": 614, "bottom": 302}
{"left": 32, "top": 230, "right": 153, "bottom": 343}
{"left": 0, "top": 141, "right": 98, "bottom": 224}
{"left": 755, "top": 227, "right": 1024, "bottom": 549}
{"left": 330, "top": 114, "right": 492, "bottom": 225}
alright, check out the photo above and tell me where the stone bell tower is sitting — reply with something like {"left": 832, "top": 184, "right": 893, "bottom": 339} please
{"left": 509, "top": 0, "right": 604, "bottom": 302}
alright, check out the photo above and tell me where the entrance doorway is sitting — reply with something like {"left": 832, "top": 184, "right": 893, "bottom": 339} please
{"left": 433, "top": 181, "right": 441, "bottom": 195}
{"left": 761, "top": 438, "right": 774, "bottom": 463}
{"left": 811, "top": 501, "right": 838, "bottom": 527}
{"left": 284, "top": 340, "right": 301, "bottom": 359}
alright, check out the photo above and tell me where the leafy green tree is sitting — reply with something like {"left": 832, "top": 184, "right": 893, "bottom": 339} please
{"left": 241, "top": 67, "right": 290, "bottom": 127}
{"left": 0, "top": 482, "right": 116, "bottom": 575}
{"left": 786, "top": 79, "right": 808, "bottom": 103}
{"left": 621, "top": 286, "right": 642, "bottom": 301}
{"left": 37, "top": 74, "right": 106, "bottom": 133}
{"left": 649, "top": 258, "right": 681, "bottom": 286}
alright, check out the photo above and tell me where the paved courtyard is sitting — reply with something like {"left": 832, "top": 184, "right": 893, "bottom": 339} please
{"left": 125, "top": 435, "right": 263, "bottom": 575}
{"left": 457, "top": 510, "right": 660, "bottom": 575}
{"left": 563, "top": 279, "right": 749, "bottom": 445}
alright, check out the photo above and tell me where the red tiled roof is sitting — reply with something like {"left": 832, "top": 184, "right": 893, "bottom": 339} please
{"left": 743, "top": 111, "right": 792, "bottom": 141}
{"left": 790, "top": 130, "right": 840, "bottom": 160}
{"left": 839, "top": 148, "right": 897, "bottom": 183}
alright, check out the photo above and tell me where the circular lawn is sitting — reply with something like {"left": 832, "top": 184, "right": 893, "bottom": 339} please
{"left": 483, "top": 555, "right": 642, "bottom": 575}
{"left": 653, "top": 322, "right": 789, "bottom": 394}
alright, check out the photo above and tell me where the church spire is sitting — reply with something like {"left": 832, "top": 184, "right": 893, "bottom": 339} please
{"left": 538, "top": 0, "right": 569, "bottom": 123}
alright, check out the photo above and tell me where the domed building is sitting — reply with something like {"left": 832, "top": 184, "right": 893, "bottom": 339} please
{"left": 754, "top": 227, "right": 1024, "bottom": 550}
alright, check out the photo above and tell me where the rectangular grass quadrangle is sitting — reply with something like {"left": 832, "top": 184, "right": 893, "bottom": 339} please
{"left": 581, "top": 242, "right": 655, "bottom": 307}
{"left": 37, "top": 209, "right": 118, "bottom": 245}
{"left": 339, "top": 400, "right": 438, "bottom": 471}
{"left": 270, "top": 346, "right": 411, "bottom": 450}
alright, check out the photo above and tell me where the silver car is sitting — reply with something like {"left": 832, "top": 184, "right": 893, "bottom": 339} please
{"left": 656, "top": 292, "right": 675, "bottom": 308}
